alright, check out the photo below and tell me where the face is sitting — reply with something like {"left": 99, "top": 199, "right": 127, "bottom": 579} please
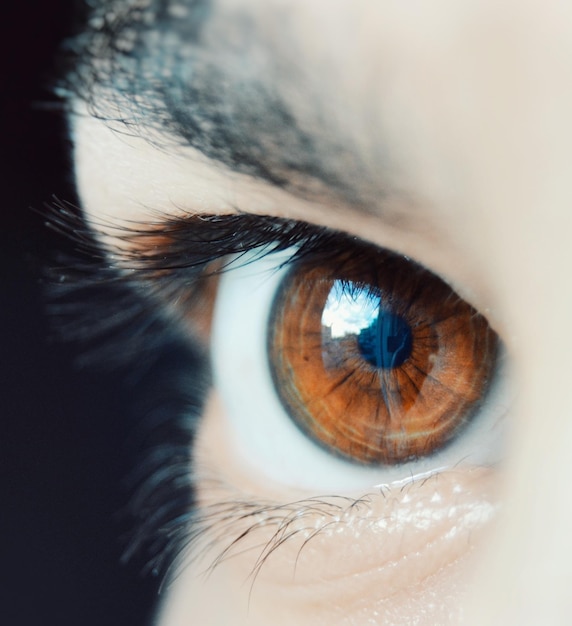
{"left": 66, "top": 0, "right": 572, "bottom": 624}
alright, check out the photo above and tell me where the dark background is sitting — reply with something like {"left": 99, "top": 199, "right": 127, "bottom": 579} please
{"left": 1, "top": 3, "right": 157, "bottom": 625}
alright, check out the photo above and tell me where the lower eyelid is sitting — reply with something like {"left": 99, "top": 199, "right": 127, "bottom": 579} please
{"left": 190, "top": 475, "right": 497, "bottom": 583}
{"left": 187, "top": 392, "right": 499, "bottom": 591}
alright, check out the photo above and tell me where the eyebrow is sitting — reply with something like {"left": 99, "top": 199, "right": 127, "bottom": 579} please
{"left": 64, "top": 0, "right": 396, "bottom": 216}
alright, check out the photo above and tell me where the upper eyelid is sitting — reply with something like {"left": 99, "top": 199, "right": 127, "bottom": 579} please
{"left": 55, "top": 203, "right": 497, "bottom": 338}
{"left": 112, "top": 212, "right": 497, "bottom": 334}
{"left": 48, "top": 202, "right": 498, "bottom": 346}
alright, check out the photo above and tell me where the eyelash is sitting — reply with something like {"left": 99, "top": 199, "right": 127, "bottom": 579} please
{"left": 165, "top": 478, "right": 410, "bottom": 589}
{"left": 44, "top": 199, "right": 494, "bottom": 586}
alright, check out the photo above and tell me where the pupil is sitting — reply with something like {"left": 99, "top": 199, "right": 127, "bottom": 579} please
{"left": 357, "top": 311, "right": 412, "bottom": 368}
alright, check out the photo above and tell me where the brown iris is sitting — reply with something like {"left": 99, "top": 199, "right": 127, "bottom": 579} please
{"left": 268, "top": 247, "right": 498, "bottom": 465}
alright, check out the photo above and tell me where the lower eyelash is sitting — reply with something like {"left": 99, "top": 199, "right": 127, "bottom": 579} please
{"left": 158, "top": 466, "right": 467, "bottom": 595}
{"left": 162, "top": 457, "right": 493, "bottom": 596}
{"left": 158, "top": 480, "right": 382, "bottom": 591}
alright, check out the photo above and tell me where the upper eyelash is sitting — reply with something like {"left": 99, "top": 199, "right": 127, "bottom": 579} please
{"left": 44, "top": 198, "right": 367, "bottom": 356}
{"left": 45, "top": 199, "right": 341, "bottom": 274}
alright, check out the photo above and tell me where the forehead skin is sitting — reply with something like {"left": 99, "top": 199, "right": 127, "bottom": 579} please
{"left": 72, "top": 0, "right": 572, "bottom": 624}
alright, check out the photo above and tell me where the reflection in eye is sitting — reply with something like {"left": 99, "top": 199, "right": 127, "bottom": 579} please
{"left": 269, "top": 247, "right": 498, "bottom": 465}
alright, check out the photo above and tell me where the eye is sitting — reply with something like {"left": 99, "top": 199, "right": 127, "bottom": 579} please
{"left": 211, "top": 236, "right": 506, "bottom": 492}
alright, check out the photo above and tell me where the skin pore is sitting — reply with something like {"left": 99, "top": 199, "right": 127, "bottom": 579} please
{"left": 70, "top": 0, "right": 572, "bottom": 624}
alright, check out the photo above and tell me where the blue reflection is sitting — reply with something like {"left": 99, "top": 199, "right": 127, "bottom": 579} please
{"left": 322, "top": 280, "right": 412, "bottom": 369}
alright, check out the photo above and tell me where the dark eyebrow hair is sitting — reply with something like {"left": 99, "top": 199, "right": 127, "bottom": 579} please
{"left": 62, "top": 0, "right": 395, "bottom": 215}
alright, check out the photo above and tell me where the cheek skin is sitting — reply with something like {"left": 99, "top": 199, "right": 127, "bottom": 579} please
{"left": 157, "top": 394, "right": 499, "bottom": 626}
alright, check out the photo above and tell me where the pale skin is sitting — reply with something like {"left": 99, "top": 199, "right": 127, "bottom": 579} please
{"left": 72, "top": 0, "right": 572, "bottom": 624}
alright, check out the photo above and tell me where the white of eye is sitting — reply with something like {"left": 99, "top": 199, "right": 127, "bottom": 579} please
{"left": 210, "top": 249, "right": 508, "bottom": 493}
